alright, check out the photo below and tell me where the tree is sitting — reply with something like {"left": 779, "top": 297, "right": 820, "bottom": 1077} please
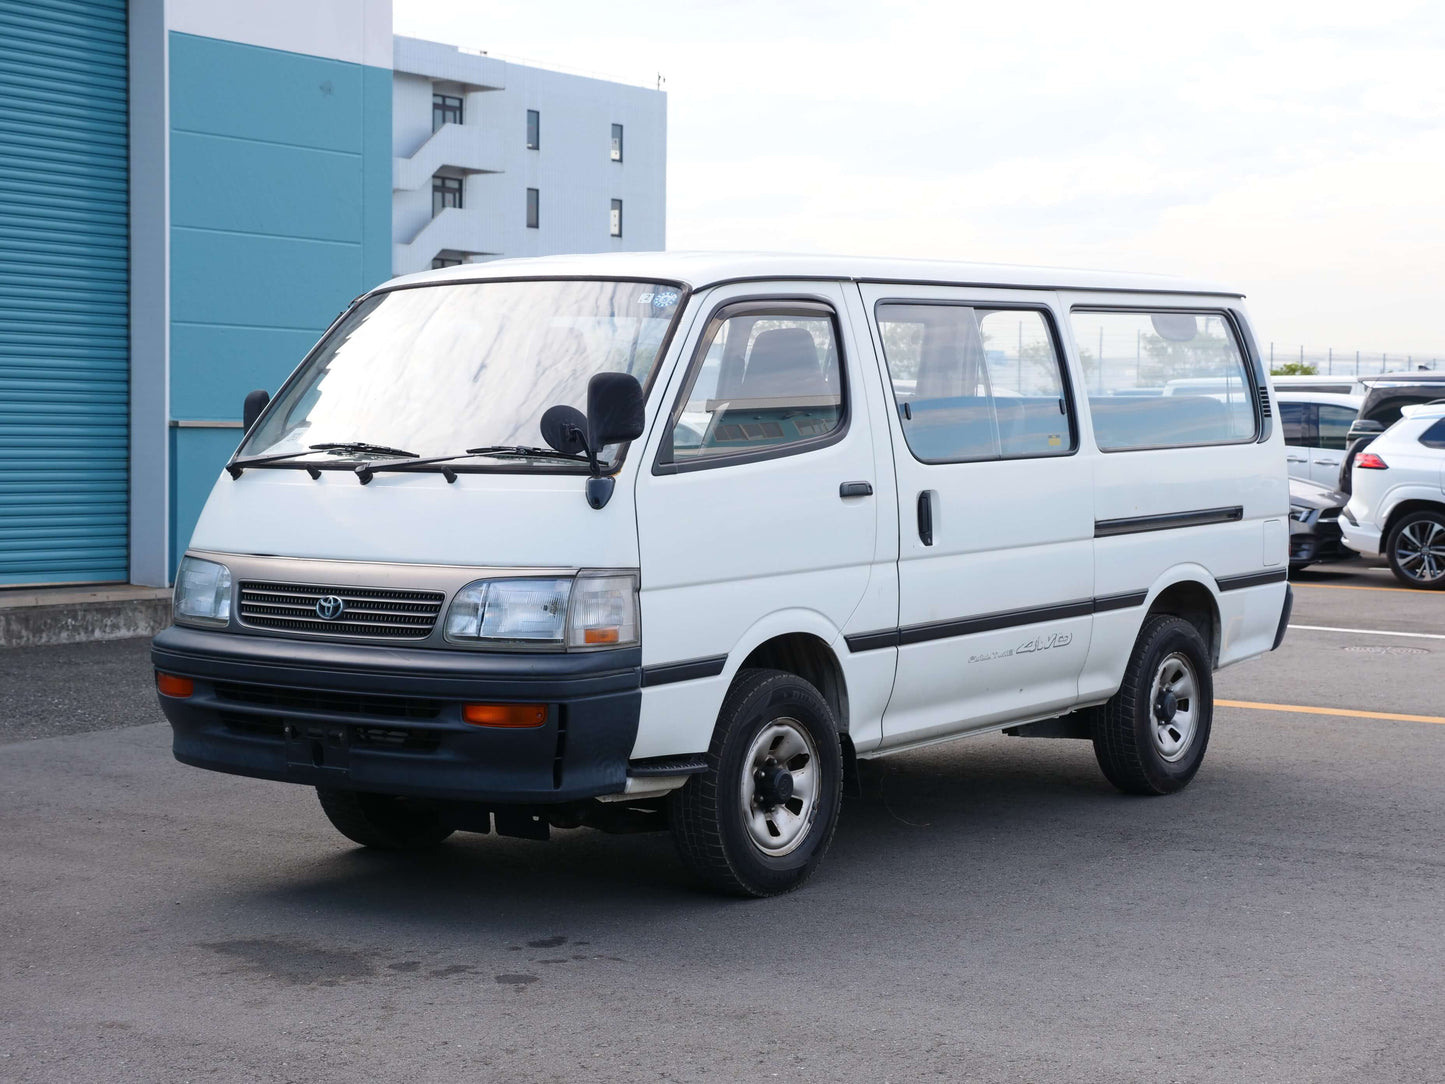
{"left": 1270, "top": 362, "right": 1318, "bottom": 376}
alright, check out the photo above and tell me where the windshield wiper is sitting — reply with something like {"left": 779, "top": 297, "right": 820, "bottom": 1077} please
{"left": 309, "top": 441, "right": 418, "bottom": 458}
{"left": 227, "top": 442, "right": 418, "bottom": 479}
{"left": 355, "top": 445, "right": 591, "bottom": 485}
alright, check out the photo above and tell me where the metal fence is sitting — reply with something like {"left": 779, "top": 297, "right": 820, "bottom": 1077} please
{"left": 1266, "top": 345, "right": 1442, "bottom": 375}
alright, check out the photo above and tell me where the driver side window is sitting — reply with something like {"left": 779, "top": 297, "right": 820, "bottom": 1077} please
{"left": 660, "top": 303, "right": 845, "bottom": 469}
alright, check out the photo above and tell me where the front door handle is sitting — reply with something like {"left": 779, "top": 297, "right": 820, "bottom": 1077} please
{"left": 917, "top": 491, "right": 934, "bottom": 546}
{"left": 839, "top": 481, "right": 873, "bottom": 498}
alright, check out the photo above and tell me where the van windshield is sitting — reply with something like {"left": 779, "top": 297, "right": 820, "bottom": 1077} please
{"left": 240, "top": 279, "right": 685, "bottom": 465}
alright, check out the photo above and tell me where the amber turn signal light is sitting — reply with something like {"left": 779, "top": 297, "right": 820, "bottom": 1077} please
{"left": 462, "top": 702, "right": 548, "bottom": 728}
{"left": 156, "top": 673, "right": 194, "bottom": 698}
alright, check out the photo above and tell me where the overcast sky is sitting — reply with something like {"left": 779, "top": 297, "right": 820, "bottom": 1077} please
{"left": 395, "top": 1, "right": 1445, "bottom": 356}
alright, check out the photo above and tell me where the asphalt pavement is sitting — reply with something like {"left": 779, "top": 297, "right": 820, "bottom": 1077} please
{"left": 2, "top": 558, "right": 1442, "bottom": 1082}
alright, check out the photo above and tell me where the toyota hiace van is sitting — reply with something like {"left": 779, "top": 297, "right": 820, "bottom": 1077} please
{"left": 152, "top": 254, "right": 1291, "bottom": 896}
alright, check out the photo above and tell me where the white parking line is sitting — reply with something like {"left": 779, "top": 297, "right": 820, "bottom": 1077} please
{"left": 1288, "top": 623, "right": 1445, "bottom": 641}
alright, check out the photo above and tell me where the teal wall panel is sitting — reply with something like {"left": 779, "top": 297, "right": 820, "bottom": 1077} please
{"left": 0, "top": 0, "right": 129, "bottom": 585}
{"left": 168, "top": 31, "right": 391, "bottom": 571}
{"left": 171, "top": 227, "right": 357, "bottom": 331}
{"left": 169, "top": 324, "right": 323, "bottom": 421}
{"left": 169, "top": 33, "right": 363, "bottom": 153}
{"left": 361, "top": 65, "right": 395, "bottom": 289}
{"left": 171, "top": 132, "right": 366, "bottom": 243}
{"left": 169, "top": 426, "right": 242, "bottom": 570}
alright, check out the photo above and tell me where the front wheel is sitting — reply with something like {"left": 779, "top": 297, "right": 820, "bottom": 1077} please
{"left": 1093, "top": 615, "right": 1213, "bottom": 796}
{"left": 1386, "top": 510, "right": 1445, "bottom": 589}
{"left": 315, "top": 788, "right": 455, "bottom": 850}
{"left": 670, "top": 669, "right": 843, "bottom": 897}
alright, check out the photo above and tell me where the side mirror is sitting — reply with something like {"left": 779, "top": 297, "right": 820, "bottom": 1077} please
{"left": 539, "top": 405, "right": 589, "bottom": 455}
{"left": 1346, "top": 418, "right": 1385, "bottom": 441}
{"left": 587, "top": 372, "right": 645, "bottom": 448}
{"left": 243, "top": 389, "right": 271, "bottom": 433}
{"left": 582, "top": 373, "right": 646, "bottom": 510}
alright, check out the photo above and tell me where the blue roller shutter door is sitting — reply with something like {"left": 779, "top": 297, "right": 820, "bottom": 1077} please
{"left": 0, "top": 0, "right": 129, "bottom": 585}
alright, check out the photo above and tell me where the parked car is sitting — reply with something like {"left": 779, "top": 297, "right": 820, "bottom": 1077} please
{"left": 150, "top": 253, "right": 1291, "bottom": 896}
{"left": 1341, "top": 403, "right": 1445, "bottom": 588}
{"left": 1276, "top": 391, "right": 1363, "bottom": 484}
{"left": 1288, "top": 476, "right": 1351, "bottom": 571}
{"left": 1336, "top": 375, "right": 1445, "bottom": 494}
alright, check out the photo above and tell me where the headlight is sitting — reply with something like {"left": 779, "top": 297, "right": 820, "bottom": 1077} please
{"left": 173, "top": 556, "right": 232, "bottom": 627}
{"left": 444, "top": 571, "right": 639, "bottom": 650}
{"left": 1289, "top": 504, "right": 1315, "bottom": 523}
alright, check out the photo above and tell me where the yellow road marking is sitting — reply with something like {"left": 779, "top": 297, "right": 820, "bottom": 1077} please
{"left": 1292, "top": 581, "right": 1423, "bottom": 595}
{"left": 1216, "top": 699, "right": 1445, "bottom": 726}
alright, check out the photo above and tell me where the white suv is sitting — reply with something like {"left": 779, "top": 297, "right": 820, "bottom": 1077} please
{"left": 1341, "top": 403, "right": 1445, "bottom": 588}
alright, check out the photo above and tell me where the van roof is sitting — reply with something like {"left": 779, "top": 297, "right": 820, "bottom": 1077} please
{"left": 383, "top": 251, "right": 1243, "bottom": 298}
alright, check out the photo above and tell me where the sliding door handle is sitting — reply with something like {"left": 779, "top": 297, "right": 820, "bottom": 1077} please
{"left": 917, "top": 491, "right": 934, "bottom": 546}
{"left": 839, "top": 481, "right": 873, "bottom": 498}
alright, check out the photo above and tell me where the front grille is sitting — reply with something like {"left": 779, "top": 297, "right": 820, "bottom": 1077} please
{"left": 238, "top": 581, "right": 444, "bottom": 639}
{"left": 213, "top": 682, "right": 442, "bottom": 720}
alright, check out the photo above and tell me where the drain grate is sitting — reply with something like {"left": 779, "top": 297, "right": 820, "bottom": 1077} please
{"left": 1342, "top": 645, "right": 1430, "bottom": 656}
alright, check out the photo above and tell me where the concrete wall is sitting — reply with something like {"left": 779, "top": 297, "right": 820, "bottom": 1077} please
{"left": 162, "top": 4, "right": 393, "bottom": 575}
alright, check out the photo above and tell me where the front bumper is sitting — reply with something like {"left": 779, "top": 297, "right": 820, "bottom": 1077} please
{"left": 1289, "top": 513, "right": 1352, "bottom": 566}
{"left": 151, "top": 625, "right": 642, "bottom": 804}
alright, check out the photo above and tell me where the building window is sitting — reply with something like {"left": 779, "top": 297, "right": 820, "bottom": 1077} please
{"left": 432, "top": 93, "right": 463, "bottom": 132}
{"left": 611, "top": 123, "right": 623, "bottom": 162}
{"left": 526, "top": 109, "right": 540, "bottom": 149}
{"left": 431, "top": 256, "right": 464, "bottom": 269}
{"left": 610, "top": 199, "right": 623, "bottom": 238}
{"left": 432, "top": 175, "right": 463, "bottom": 217}
{"left": 526, "top": 188, "right": 539, "bottom": 229}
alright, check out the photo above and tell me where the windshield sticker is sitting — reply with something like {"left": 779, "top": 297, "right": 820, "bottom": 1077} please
{"left": 638, "top": 290, "right": 681, "bottom": 310}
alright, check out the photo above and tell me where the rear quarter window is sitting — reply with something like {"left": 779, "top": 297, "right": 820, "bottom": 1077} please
{"left": 1419, "top": 417, "right": 1445, "bottom": 449}
{"left": 1070, "top": 311, "right": 1257, "bottom": 451}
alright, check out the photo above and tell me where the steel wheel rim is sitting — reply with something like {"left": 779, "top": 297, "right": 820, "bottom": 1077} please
{"left": 1395, "top": 520, "right": 1445, "bottom": 583}
{"left": 1149, "top": 652, "right": 1199, "bottom": 763}
{"left": 738, "top": 718, "right": 820, "bottom": 857}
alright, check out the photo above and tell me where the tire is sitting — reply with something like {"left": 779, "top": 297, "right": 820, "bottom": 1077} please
{"left": 1386, "top": 509, "right": 1445, "bottom": 589}
{"left": 669, "top": 669, "right": 843, "bottom": 897}
{"left": 1093, "top": 615, "right": 1213, "bottom": 796}
{"left": 315, "top": 788, "right": 455, "bottom": 850}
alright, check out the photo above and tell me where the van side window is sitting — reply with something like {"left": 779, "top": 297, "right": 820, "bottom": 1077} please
{"left": 1070, "top": 311, "right": 1257, "bottom": 450}
{"left": 662, "top": 304, "right": 844, "bottom": 467}
{"left": 876, "top": 304, "right": 1074, "bottom": 462}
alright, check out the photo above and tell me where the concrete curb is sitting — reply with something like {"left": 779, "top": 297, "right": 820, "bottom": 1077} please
{"left": 0, "top": 587, "right": 172, "bottom": 648}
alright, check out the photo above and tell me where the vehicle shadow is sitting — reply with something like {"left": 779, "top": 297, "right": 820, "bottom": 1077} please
{"left": 222, "top": 735, "right": 1291, "bottom": 940}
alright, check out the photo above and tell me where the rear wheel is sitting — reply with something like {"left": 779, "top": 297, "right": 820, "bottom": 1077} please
{"left": 1093, "top": 615, "right": 1213, "bottom": 795}
{"left": 1386, "top": 510, "right": 1445, "bottom": 589}
{"left": 315, "top": 788, "right": 455, "bottom": 850}
{"left": 670, "top": 669, "right": 843, "bottom": 897}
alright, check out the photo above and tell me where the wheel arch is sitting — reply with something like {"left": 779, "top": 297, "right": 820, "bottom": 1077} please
{"left": 1380, "top": 496, "right": 1445, "bottom": 546}
{"left": 734, "top": 629, "right": 850, "bottom": 737}
{"left": 1141, "top": 570, "right": 1223, "bottom": 669}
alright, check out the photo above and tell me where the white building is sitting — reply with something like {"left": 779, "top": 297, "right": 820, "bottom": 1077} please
{"left": 392, "top": 37, "right": 666, "bottom": 275}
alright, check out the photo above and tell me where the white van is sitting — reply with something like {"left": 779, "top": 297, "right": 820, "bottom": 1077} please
{"left": 152, "top": 254, "right": 1291, "bottom": 896}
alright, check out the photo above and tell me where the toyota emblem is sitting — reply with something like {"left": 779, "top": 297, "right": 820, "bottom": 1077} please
{"left": 315, "top": 595, "right": 346, "bottom": 620}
